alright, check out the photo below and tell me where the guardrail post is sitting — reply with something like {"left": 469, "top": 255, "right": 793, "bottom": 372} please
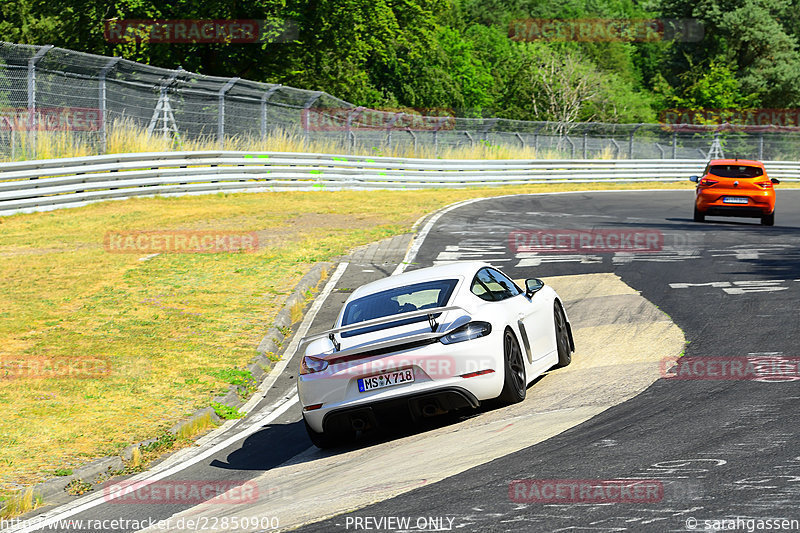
{"left": 260, "top": 85, "right": 281, "bottom": 141}
{"left": 27, "top": 45, "right": 53, "bottom": 158}
{"left": 217, "top": 78, "right": 239, "bottom": 149}
{"left": 301, "top": 92, "right": 323, "bottom": 146}
{"left": 98, "top": 57, "right": 121, "bottom": 154}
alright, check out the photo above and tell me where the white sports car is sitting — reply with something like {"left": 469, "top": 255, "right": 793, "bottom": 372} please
{"left": 297, "top": 261, "right": 574, "bottom": 448}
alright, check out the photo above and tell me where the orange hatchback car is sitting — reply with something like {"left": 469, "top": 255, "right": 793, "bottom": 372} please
{"left": 690, "top": 159, "right": 780, "bottom": 226}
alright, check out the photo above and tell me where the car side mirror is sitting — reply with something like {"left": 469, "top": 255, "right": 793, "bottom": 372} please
{"left": 771, "top": 178, "right": 780, "bottom": 184}
{"left": 525, "top": 278, "right": 545, "bottom": 297}
{"left": 689, "top": 176, "right": 700, "bottom": 183}
{"left": 305, "top": 337, "right": 336, "bottom": 357}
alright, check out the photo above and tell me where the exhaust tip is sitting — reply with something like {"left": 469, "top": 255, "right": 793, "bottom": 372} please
{"left": 421, "top": 403, "right": 438, "bottom": 417}
{"left": 351, "top": 418, "right": 366, "bottom": 431}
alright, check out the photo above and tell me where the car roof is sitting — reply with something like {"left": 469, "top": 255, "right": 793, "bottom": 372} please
{"left": 348, "top": 261, "right": 491, "bottom": 299}
{"left": 708, "top": 159, "right": 764, "bottom": 167}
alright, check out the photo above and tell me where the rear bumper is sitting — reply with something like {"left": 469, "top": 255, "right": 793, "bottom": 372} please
{"left": 703, "top": 206, "right": 770, "bottom": 218}
{"left": 696, "top": 190, "right": 774, "bottom": 217}
{"left": 311, "top": 387, "right": 480, "bottom": 434}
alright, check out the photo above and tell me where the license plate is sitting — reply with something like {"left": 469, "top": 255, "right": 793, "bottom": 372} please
{"left": 358, "top": 369, "right": 415, "bottom": 392}
{"left": 723, "top": 196, "right": 748, "bottom": 204}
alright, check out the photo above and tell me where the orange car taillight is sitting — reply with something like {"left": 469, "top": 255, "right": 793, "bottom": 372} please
{"left": 756, "top": 181, "right": 773, "bottom": 189}
{"left": 300, "top": 356, "right": 329, "bottom": 375}
{"left": 700, "top": 178, "right": 719, "bottom": 187}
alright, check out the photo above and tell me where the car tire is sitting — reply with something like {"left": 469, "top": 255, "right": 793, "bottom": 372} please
{"left": 304, "top": 418, "right": 343, "bottom": 449}
{"left": 498, "top": 328, "right": 526, "bottom": 404}
{"left": 761, "top": 211, "right": 775, "bottom": 226}
{"left": 693, "top": 207, "right": 705, "bottom": 222}
{"left": 553, "top": 302, "right": 572, "bottom": 368}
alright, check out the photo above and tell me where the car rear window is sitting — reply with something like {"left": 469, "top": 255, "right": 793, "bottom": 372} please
{"left": 709, "top": 165, "right": 764, "bottom": 178}
{"left": 340, "top": 279, "right": 458, "bottom": 337}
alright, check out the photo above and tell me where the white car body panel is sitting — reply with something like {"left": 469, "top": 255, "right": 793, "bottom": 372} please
{"left": 296, "top": 261, "right": 572, "bottom": 435}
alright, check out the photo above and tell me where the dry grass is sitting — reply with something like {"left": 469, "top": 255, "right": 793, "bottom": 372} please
{"left": 3, "top": 119, "right": 581, "bottom": 162}
{"left": 0, "top": 488, "right": 41, "bottom": 518}
{"left": 174, "top": 411, "right": 218, "bottom": 441}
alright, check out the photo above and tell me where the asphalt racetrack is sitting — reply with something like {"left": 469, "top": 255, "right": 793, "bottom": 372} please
{"left": 301, "top": 189, "right": 800, "bottom": 532}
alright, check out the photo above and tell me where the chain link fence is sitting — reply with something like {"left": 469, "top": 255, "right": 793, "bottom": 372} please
{"left": 3, "top": 41, "right": 800, "bottom": 161}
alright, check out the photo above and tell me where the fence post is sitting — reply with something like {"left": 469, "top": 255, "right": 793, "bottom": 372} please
{"left": 98, "top": 57, "right": 121, "bottom": 154}
{"left": 27, "top": 45, "right": 53, "bottom": 158}
{"left": 672, "top": 130, "right": 678, "bottom": 159}
{"left": 564, "top": 135, "right": 575, "bottom": 158}
{"left": 583, "top": 130, "right": 588, "bottom": 159}
{"left": 260, "top": 85, "right": 281, "bottom": 141}
{"left": 346, "top": 106, "right": 365, "bottom": 153}
{"left": 217, "top": 78, "right": 239, "bottom": 149}
{"left": 758, "top": 133, "right": 764, "bottom": 160}
{"left": 301, "top": 92, "right": 323, "bottom": 146}
{"left": 629, "top": 124, "right": 642, "bottom": 158}
{"left": 433, "top": 116, "right": 450, "bottom": 156}
{"left": 406, "top": 129, "right": 417, "bottom": 157}
{"left": 533, "top": 123, "right": 544, "bottom": 152}
{"left": 610, "top": 138, "right": 620, "bottom": 158}
{"left": 464, "top": 131, "right": 474, "bottom": 148}
{"left": 385, "top": 112, "right": 403, "bottom": 149}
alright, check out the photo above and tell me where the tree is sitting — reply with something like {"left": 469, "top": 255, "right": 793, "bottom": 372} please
{"left": 660, "top": 0, "right": 800, "bottom": 107}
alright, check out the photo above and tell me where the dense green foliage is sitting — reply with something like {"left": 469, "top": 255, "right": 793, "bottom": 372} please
{"left": 2, "top": 0, "right": 799, "bottom": 121}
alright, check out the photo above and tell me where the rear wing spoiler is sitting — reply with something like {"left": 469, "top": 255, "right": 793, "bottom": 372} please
{"left": 298, "top": 305, "right": 469, "bottom": 356}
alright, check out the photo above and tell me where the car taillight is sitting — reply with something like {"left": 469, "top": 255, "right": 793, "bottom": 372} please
{"left": 300, "top": 356, "right": 329, "bottom": 375}
{"left": 756, "top": 181, "right": 773, "bottom": 189}
{"left": 439, "top": 321, "right": 492, "bottom": 345}
{"left": 700, "top": 178, "right": 719, "bottom": 187}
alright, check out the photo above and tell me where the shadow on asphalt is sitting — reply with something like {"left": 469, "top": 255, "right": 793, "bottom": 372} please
{"left": 209, "top": 374, "right": 549, "bottom": 471}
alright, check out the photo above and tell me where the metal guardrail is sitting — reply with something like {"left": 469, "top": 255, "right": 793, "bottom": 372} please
{"left": 1, "top": 151, "right": 798, "bottom": 215}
